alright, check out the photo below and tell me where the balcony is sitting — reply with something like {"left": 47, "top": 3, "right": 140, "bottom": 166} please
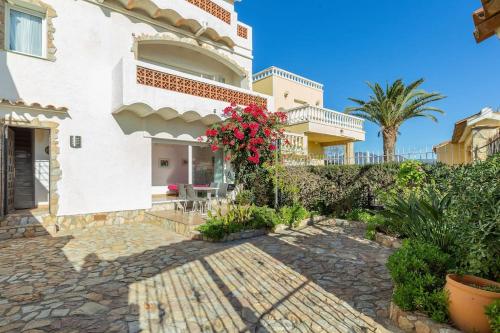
{"left": 112, "top": 58, "right": 272, "bottom": 124}
{"left": 99, "top": 0, "right": 251, "bottom": 48}
{"left": 286, "top": 106, "right": 365, "bottom": 142}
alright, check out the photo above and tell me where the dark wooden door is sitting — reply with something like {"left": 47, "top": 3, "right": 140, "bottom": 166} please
{"left": 6, "top": 128, "right": 15, "bottom": 213}
{"left": 13, "top": 128, "right": 34, "bottom": 210}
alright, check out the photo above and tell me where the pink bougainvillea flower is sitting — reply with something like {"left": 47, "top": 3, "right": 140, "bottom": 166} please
{"left": 269, "top": 144, "right": 277, "bottom": 151}
{"left": 247, "top": 154, "right": 260, "bottom": 164}
{"left": 234, "top": 128, "right": 245, "bottom": 140}
{"left": 210, "top": 144, "right": 219, "bottom": 152}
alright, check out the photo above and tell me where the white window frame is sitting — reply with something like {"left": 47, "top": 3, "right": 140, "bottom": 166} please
{"left": 4, "top": 1, "right": 48, "bottom": 59}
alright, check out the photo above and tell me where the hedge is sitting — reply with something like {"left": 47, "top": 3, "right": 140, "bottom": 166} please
{"left": 244, "top": 163, "right": 400, "bottom": 216}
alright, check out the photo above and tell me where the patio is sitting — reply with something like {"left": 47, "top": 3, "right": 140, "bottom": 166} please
{"left": 0, "top": 219, "right": 399, "bottom": 332}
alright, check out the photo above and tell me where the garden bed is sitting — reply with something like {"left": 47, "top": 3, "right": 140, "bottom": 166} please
{"left": 389, "top": 302, "right": 460, "bottom": 333}
{"left": 195, "top": 215, "right": 327, "bottom": 242}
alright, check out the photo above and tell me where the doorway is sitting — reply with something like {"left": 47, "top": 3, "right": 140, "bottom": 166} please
{"left": 1, "top": 126, "right": 50, "bottom": 215}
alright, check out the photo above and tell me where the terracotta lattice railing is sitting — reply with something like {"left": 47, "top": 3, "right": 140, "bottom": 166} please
{"left": 136, "top": 66, "right": 267, "bottom": 107}
{"left": 185, "top": 0, "right": 231, "bottom": 24}
{"left": 237, "top": 24, "right": 248, "bottom": 39}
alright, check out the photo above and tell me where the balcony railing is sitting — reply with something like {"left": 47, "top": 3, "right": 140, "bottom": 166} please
{"left": 136, "top": 65, "right": 267, "bottom": 107}
{"left": 283, "top": 132, "right": 307, "bottom": 154}
{"left": 112, "top": 59, "right": 271, "bottom": 121}
{"left": 286, "top": 106, "right": 364, "bottom": 131}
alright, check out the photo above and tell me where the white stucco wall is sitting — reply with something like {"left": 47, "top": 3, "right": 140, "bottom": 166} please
{"left": 139, "top": 44, "right": 243, "bottom": 87}
{"left": 34, "top": 128, "right": 50, "bottom": 206}
{"left": 0, "top": 0, "right": 263, "bottom": 215}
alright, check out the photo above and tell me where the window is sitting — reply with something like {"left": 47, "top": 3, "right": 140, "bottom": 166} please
{"left": 5, "top": 4, "right": 46, "bottom": 57}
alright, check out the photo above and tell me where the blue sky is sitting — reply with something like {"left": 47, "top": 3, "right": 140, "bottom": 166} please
{"left": 236, "top": 0, "right": 500, "bottom": 152}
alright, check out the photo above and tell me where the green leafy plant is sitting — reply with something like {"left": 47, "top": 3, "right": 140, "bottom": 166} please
{"left": 345, "top": 208, "right": 373, "bottom": 222}
{"left": 381, "top": 187, "right": 459, "bottom": 251}
{"left": 198, "top": 204, "right": 254, "bottom": 240}
{"left": 387, "top": 240, "right": 453, "bottom": 322}
{"left": 485, "top": 300, "right": 500, "bottom": 333}
{"left": 364, "top": 214, "right": 387, "bottom": 240}
{"left": 235, "top": 190, "right": 254, "bottom": 206}
{"left": 279, "top": 204, "right": 308, "bottom": 227}
{"left": 250, "top": 206, "right": 281, "bottom": 229}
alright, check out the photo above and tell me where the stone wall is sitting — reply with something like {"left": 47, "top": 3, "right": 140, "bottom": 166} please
{"left": 375, "top": 232, "right": 402, "bottom": 249}
{"left": 51, "top": 209, "right": 147, "bottom": 232}
{"left": 389, "top": 302, "right": 460, "bottom": 333}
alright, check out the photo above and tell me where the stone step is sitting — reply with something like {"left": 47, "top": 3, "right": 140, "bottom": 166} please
{"left": 0, "top": 212, "right": 56, "bottom": 241}
{"left": 0, "top": 223, "right": 53, "bottom": 241}
{"left": 143, "top": 211, "right": 202, "bottom": 238}
{"left": 0, "top": 214, "right": 45, "bottom": 228}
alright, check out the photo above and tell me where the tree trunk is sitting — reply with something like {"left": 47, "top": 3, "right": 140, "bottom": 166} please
{"left": 382, "top": 127, "right": 397, "bottom": 162}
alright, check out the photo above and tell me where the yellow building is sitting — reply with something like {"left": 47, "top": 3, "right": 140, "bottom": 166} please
{"left": 433, "top": 108, "right": 500, "bottom": 165}
{"left": 252, "top": 67, "right": 365, "bottom": 163}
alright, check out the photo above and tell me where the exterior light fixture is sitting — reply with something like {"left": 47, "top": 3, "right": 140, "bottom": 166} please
{"left": 70, "top": 136, "right": 82, "bottom": 148}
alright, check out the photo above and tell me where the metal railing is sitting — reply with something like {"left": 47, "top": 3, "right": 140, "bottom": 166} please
{"left": 282, "top": 148, "right": 438, "bottom": 166}
{"left": 286, "top": 105, "right": 364, "bottom": 131}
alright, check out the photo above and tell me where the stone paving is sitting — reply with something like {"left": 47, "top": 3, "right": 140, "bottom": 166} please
{"left": 0, "top": 219, "right": 399, "bottom": 332}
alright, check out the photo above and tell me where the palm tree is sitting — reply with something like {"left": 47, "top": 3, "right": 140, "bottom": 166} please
{"left": 346, "top": 79, "right": 445, "bottom": 161}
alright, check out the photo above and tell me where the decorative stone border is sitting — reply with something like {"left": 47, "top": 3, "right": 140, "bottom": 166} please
{"left": 374, "top": 232, "right": 402, "bottom": 249}
{"left": 194, "top": 215, "right": 329, "bottom": 242}
{"left": 389, "top": 302, "right": 460, "bottom": 333}
{"left": 53, "top": 209, "right": 147, "bottom": 233}
{"left": 0, "top": 0, "right": 58, "bottom": 61}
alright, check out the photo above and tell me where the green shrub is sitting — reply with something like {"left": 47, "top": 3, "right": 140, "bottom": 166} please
{"left": 381, "top": 187, "right": 459, "bottom": 252}
{"left": 240, "top": 166, "right": 274, "bottom": 207}
{"left": 485, "top": 300, "right": 500, "bottom": 333}
{"left": 387, "top": 240, "right": 453, "bottom": 322}
{"left": 235, "top": 190, "right": 254, "bottom": 206}
{"left": 279, "top": 204, "right": 309, "bottom": 227}
{"left": 251, "top": 206, "right": 281, "bottom": 229}
{"left": 198, "top": 204, "right": 309, "bottom": 240}
{"left": 364, "top": 214, "right": 386, "bottom": 240}
{"left": 440, "top": 155, "right": 500, "bottom": 280}
{"left": 345, "top": 208, "right": 373, "bottom": 222}
{"left": 198, "top": 205, "right": 254, "bottom": 240}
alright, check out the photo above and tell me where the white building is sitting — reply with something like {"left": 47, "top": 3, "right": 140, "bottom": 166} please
{"left": 0, "top": 0, "right": 272, "bottom": 232}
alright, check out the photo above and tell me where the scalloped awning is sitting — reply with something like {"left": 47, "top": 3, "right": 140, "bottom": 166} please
{"left": 114, "top": 103, "right": 223, "bottom": 125}
{"left": 98, "top": 0, "right": 235, "bottom": 47}
{"left": 0, "top": 99, "right": 68, "bottom": 113}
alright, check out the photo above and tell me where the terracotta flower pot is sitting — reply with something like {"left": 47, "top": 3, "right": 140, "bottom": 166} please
{"left": 445, "top": 274, "right": 500, "bottom": 333}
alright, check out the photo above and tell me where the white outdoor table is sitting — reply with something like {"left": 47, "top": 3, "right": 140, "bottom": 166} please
{"left": 192, "top": 186, "right": 219, "bottom": 213}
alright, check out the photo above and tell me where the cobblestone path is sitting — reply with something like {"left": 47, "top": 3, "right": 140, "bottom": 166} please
{"left": 0, "top": 219, "right": 398, "bottom": 332}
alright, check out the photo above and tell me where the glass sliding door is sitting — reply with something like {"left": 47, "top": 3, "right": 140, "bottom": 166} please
{"left": 151, "top": 142, "right": 189, "bottom": 195}
{"left": 192, "top": 146, "right": 224, "bottom": 185}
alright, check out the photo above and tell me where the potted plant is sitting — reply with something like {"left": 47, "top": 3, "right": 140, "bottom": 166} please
{"left": 445, "top": 274, "right": 500, "bottom": 333}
